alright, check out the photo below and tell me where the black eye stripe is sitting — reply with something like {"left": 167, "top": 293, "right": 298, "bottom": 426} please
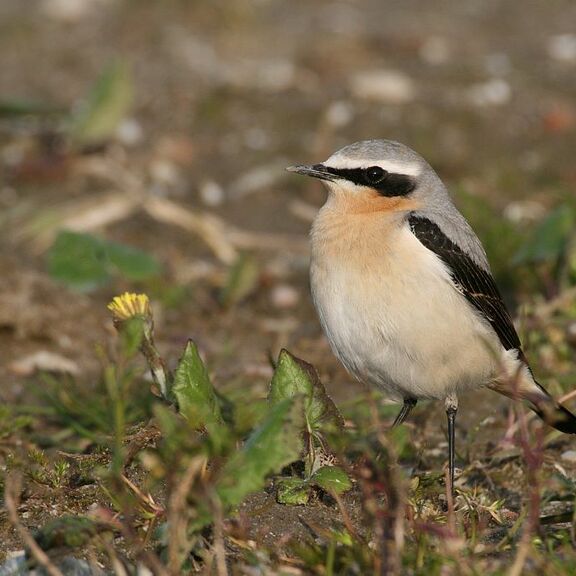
{"left": 323, "top": 166, "right": 416, "bottom": 197}
{"left": 365, "top": 166, "right": 386, "bottom": 184}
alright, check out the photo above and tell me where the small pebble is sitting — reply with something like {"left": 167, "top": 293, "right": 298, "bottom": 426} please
{"left": 419, "top": 36, "right": 451, "bottom": 65}
{"left": 561, "top": 450, "right": 576, "bottom": 463}
{"left": 547, "top": 34, "right": 576, "bottom": 63}
{"left": 116, "top": 118, "right": 144, "bottom": 147}
{"left": 566, "top": 322, "right": 576, "bottom": 346}
{"left": 270, "top": 284, "right": 299, "bottom": 309}
{"left": 149, "top": 159, "right": 181, "bottom": 187}
{"left": 42, "top": 0, "right": 111, "bottom": 21}
{"left": 229, "top": 164, "right": 281, "bottom": 199}
{"left": 325, "top": 101, "right": 354, "bottom": 128}
{"left": 468, "top": 78, "right": 511, "bottom": 107}
{"left": 199, "top": 180, "right": 225, "bottom": 207}
{"left": 503, "top": 200, "right": 545, "bottom": 223}
{"left": 350, "top": 69, "right": 415, "bottom": 104}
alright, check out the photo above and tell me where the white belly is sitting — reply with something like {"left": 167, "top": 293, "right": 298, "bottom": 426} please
{"left": 310, "top": 223, "right": 500, "bottom": 401}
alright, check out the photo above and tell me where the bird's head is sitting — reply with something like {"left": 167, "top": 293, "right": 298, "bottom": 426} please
{"left": 288, "top": 139, "right": 443, "bottom": 214}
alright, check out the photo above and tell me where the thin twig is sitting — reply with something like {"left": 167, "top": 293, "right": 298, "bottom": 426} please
{"left": 559, "top": 388, "right": 576, "bottom": 405}
{"left": 19, "top": 193, "right": 140, "bottom": 252}
{"left": 332, "top": 491, "right": 358, "bottom": 541}
{"left": 209, "top": 490, "right": 229, "bottom": 576}
{"left": 507, "top": 367, "right": 544, "bottom": 576}
{"left": 228, "top": 228, "right": 309, "bottom": 253}
{"left": 143, "top": 196, "right": 238, "bottom": 264}
{"left": 120, "top": 474, "right": 163, "bottom": 513}
{"left": 15, "top": 153, "right": 309, "bottom": 263}
{"left": 167, "top": 455, "right": 208, "bottom": 574}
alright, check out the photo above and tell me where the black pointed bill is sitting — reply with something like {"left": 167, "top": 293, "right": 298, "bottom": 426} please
{"left": 286, "top": 164, "right": 336, "bottom": 182}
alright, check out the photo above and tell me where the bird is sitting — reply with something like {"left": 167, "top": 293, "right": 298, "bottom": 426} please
{"left": 287, "top": 139, "right": 576, "bottom": 493}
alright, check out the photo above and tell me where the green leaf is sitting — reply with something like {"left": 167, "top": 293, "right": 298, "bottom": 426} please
{"left": 513, "top": 205, "right": 574, "bottom": 266}
{"left": 0, "top": 100, "right": 64, "bottom": 118}
{"left": 269, "top": 349, "right": 344, "bottom": 434}
{"left": 48, "top": 231, "right": 110, "bottom": 289}
{"left": 310, "top": 466, "right": 352, "bottom": 495}
{"left": 70, "top": 59, "right": 133, "bottom": 146}
{"left": 276, "top": 477, "right": 310, "bottom": 505}
{"left": 388, "top": 425, "right": 411, "bottom": 459}
{"left": 172, "top": 341, "right": 226, "bottom": 443}
{"left": 47, "top": 231, "right": 160, "bottom": 291}
{"left": 105, "top": 241, "right": 162, "bottom": 281}
{"left": 152, "top": 403, "right": 180, "bottom": 448}
{"left": 220, "top": 253, "right": 260, "bottom": 307}
{"left": 225, "top": 391, "right": 267, "bottom": 436}
{"left": 216, "top": 397, "right": 304, "bottom": 508}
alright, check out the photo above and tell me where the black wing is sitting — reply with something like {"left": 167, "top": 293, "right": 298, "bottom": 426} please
{"left": 409, "top": 215, "right": 521, "bottom": 351}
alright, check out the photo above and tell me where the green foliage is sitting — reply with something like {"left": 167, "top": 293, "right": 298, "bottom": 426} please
{"left": 219, "top": 252, "right": 260, "bottom": 307}
{"left": 269, "top": 349, "right": 344, "bottom": 436}
{"left": 276, "top": 465, "right": 352, "bottom": 505}
{"left": 216, "top": 397, "right": 304, "bottom": 508}
{"left": 457, "top": 191, "right": 576, "bottom": 293}
{"left": 514, "top": 205, "right": 574, "bottom": 266}
{"left": 456, "top": 187, "right": 524, "bottom": 290}
{"left": 225, "top": 388, "right": 268, "bottom": 436}
{"left": 47, "top": 231, "right": 161, "bottom": 290}
{"left": 33, "top": 516, "right": 107, "bottom": 551}
{"left": 69, "top": 59, "right": 133, "bottom": 146}
{"left": 21, "top": 290, "right": 576, "bottom": 574}
{"left": 289, "top": 524, "right": 373, "bottom": 575}
{"left": 513, "top": 204, "right": 576, "bottom": 290}
{"left": 310, "top": 465, "right": 352, "bottom": 495}
{"left": 0, "top": 406, "right": 33, "bottom": 439}
{"left": 276, "top": 476, "right": 311, "bottom": 505}
{"left": 0, "top": 99, "right": 64, "bottom": 118}
{"left": 171, "top": 340, "right": 228, "bottom": 450}
{"left": 118, "top": 325, "right": 349, "bottom": 542}
{"left": 38, "top": 367, "right": 152, "bottom": 448}
{"left": 512, "top": 201, "right": 576, "bottom": 295}
{"left": 268, "top": 349, "right": 350, "bottom": 504}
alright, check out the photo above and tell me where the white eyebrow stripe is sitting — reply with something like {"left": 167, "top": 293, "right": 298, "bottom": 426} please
{"left": 324, "top": 157, "right": 422, "bottom": 177}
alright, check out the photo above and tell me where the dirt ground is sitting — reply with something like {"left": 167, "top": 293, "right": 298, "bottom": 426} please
{"left": 1, "top": 0, "right": 576, "bottom": 569}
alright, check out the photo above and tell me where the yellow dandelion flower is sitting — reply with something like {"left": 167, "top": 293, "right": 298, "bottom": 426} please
{"left": 107, "top": 292, "right": 151, "bottom": 322}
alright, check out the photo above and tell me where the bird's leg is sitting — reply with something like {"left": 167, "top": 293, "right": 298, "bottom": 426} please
{"left": 445, "top": 394, "right": 459, "bottom": 495}
{"left": 392, "top": 397, "right": 417, "bottom": 427}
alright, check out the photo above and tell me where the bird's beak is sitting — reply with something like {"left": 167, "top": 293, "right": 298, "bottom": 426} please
{"left": 286, "top": 164, "right": 335, "bottom": 182}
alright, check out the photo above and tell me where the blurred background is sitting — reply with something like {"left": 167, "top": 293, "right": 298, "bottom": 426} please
{"left": 1, "top": 0, "right": 576, "bottom": 449}
{"left": 2, "top": 0, "right": 576, "bottom": 561}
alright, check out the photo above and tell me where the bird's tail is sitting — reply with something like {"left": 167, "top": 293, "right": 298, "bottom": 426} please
{"left": 529, "top": 382, "right": 576, "bottom": 434}
{"left": 489, "top": 363, "right": 576, "bottom": 434}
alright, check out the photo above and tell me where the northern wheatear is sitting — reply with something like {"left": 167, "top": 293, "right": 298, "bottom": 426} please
{"left": 288, "top": 139, "right": 576, "bottom": 491}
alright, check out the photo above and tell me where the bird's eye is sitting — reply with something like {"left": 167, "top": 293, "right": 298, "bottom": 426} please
{"left": 364, "top": 166, "right": 387, "bottom": 185}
